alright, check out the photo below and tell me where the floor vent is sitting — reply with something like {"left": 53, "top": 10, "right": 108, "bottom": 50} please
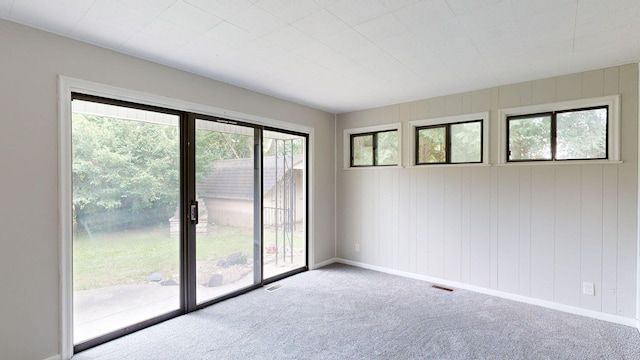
{"left": 265, "top": 283, "right": 285, "bottom": 292}
{"left": 431, "top": 285, "right": 454, "bottom": 292}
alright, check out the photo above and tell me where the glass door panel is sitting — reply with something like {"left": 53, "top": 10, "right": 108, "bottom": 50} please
{"left": 262, "top": 130, "right": 307, "bottom": 279}
{"left": 195, "top": 119, "right": 259, "bottom": 304}
{"left": 71, "top": 99, "right": 181, "bottom": 344}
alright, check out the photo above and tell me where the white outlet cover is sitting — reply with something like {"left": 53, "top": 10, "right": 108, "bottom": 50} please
{"left": 582, "top": 282, "right": 595, "bottom": 296}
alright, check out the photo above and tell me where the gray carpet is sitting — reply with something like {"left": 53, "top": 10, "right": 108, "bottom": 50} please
{"left": 73, "top": 263, "right": 640, "bottom": 359}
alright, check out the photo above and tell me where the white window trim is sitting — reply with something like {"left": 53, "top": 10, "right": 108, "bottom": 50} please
{"left": 342, "top": 123, "right": 402, "bottom": 169}
{"left": 408, "top": 112, "right": 490, "bottom": 167}
{"left": 58, "top": 76, "right": 316, "bottom": 359}
{"left": 498, "top": 95, "right": 621, "bottom": 164}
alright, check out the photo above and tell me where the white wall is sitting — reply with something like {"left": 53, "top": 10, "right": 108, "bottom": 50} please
{"left": 336, "top": 64, "right": 638, "bottom": 321}
{"left": 0, "top": 19, "right": 335, "bottom": 360}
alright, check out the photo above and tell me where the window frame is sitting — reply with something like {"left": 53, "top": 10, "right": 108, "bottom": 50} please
{"left": 409, "top": 112, "right": 490, "bottom": 167}
{"left": 499, "top": 95, "right": 620, "bottom": 164}
{"left": 415, "top": 119, "right": 484, "bottom": 165}
{"left": 506, "top": 106, "right": 608, "bottom": 162}
{"left": 343, "top": 123, "right": 402, "bottom": 169}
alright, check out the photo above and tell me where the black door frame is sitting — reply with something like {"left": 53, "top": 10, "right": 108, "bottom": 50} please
{"left": 70, "top": 93, "right": 309, "bottom": 353}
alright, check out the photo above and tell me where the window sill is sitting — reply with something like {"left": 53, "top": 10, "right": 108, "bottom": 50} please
{"left": 408, "top": 163, "right": 491, "bottom": 169}
{"left": 495, "top": 160, "right": 622, "bottom": 166}
{"left": 342, "top": 165, "right": 404, "bottom": 171}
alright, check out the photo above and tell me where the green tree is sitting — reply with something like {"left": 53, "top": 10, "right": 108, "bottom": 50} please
{"left": 509, "top": 116, "right": 552, "bottom": 160}
{"left": 352, "top": 134, "right": 373, "bottom": 166}
{"left": 509, "top": 108, "right": 606, "bottom": 161}
{"left": 418, "top": 127, "right": 446, "bottom": 163}
{"left": 451, "top": 122, "right": 481, "bottom": 163}
{"left": 556, "top": 108, "right": 606, "bottom": 159}
{"left": 72, "top": 115, "right": 254, "bottom": 234}
{"left": 72, "top": 114, "right": 180, "bottom": 233}
{"left": 377, "top": 130, "right": 398, "bottom": 165}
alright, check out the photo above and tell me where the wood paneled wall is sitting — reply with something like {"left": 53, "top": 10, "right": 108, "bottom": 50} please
{"left": 336, "top": 64, "right": 639, "bottom": 319}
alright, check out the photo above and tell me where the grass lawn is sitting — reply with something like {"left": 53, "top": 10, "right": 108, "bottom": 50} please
{"left": 73, "top": 225, "right": 304, "bottom": 291}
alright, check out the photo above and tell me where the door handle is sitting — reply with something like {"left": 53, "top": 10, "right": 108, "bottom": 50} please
{"left": 190, "top": 201, "right": 199, "bottom": 224}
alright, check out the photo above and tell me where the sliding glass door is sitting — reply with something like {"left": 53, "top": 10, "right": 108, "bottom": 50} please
{"left": 193, "top": 118, "right": 261, "bottom": 304}
{"left": 70, "top": 94, "right": 308, "bottom": 352}
{"left": 71, "top": 97, "right": 182, "bottom": 345}
{"left": 262, "top": 129, "right": 307, "bottom": 280}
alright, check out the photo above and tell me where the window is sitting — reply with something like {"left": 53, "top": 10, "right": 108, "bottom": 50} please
{"left": 415, "top": 120, "right": 483, "bottom": 165}
{"left": 350, "top": 129, "right": 399, "bottom": 167}
{"left": 507, "top": 106, "right": 608, "bottom": 162}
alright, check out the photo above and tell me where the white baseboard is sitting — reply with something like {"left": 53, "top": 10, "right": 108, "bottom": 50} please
{"left": 335, "top": 258, "right": 640, "bottom": 329}
{"left": 43, "top": 355, "right": 61, "bottom": 360}
{"left": 313, "top": 257, "right": 337, "bottom": 269}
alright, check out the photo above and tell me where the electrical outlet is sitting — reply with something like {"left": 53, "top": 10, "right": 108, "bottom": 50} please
{"left": 355, "top": 243, "right": 360, "bottom": 252}
{"left": 582, "top": 282, "right": 595, "bottom": 296}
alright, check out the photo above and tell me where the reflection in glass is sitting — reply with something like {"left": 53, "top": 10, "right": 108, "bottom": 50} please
{"left": 195, "top": 120, "right": 256, "bottom": 304}
{"left": 417, "top": 126, "right": 446, "bottom": 163}
{"left": 377, "top": 130, "right": 398, "bottom": 165}
{"left": 352, "top": 134, "right": 373, "bottom": 166}
{"left": 508, "top": 115, "right": 552, "bottom": 161}
{"left": 72, "top": 99, "right": 180, "bottom": 344}
{"left": 263, "top": 131, "right": 307, "bottom": 279}
{"left": 451, "top": 121, "right": 482, "bottom": 163}
{"left": 556, "top": 108, "right": 607, "bottom": 160}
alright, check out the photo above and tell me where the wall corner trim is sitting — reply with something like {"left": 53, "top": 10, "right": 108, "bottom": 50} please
{"left": 335, "top": 258, "right": 639, "bottom": 329}
{"left": 314, "top": 258, "right": 338, "bottom": 269}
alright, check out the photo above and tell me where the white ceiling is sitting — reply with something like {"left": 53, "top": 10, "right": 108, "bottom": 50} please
{"left": 1, "top": 0, "right": 639, "bottom": 114}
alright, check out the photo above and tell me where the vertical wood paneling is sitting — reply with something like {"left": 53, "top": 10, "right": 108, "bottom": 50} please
{"left": 602, "top": 166, "right": 618, "bottom": 315}
{"left": 519, "top": 82, "right": 532, "bottom": 106}
{"left": 428, "top": 168, "right": 445, "bottom": 278}
{"left": 336, "top": 171, "right": 360, "bottom": 258}
{"left": 603, "top": 67, "right": 619, "bottom": 95}
{"left": 335, "top": 172, "right": 346, "bottom": 257}
{"left": 377, "top": 170, "right": 393, "bottom": 268}
{"left": 498, "top": 84, "right": 521, "bottom": 108}
{"left": 445, "top": 93, "right": 463, "bottom": 116}
{"left": 580, "top": 165, "right": 603, "bottom": 311}
{"left": 391, "top": 170, "right": 399, "bottom": 269}
{"left": 397, "top": 170, "right": 411, "bottom": 272}
{"left": 531, "top": 78, "right": 556, "bottom": 103}
{"left": 415, "top": 169, "right": 429, "bottom": 275}
{"left": 444, "top": 168, "right": 462, "bottom": 281}
{"left": 582, "top": 69, "right": 604, "bottom": 98}
{"left": 530, "top": 166, "right": 556, "bottom": 301}
{"left": 399, "top": 102, "right": 415, "bottom": 122}
{"left": 518, "top": 167, "right": 532, "bottom": 297}
{"left": 470, "top": 167, "right": 491, "bottom": 287}
{"left": 409, "top": 168, "right": 418, "bottom": 273}
{"left": 462, "top": 92, "right": 472, "bottom": 114}
{"left": 471, "top": 89, "right": 491, "bottom": 112}
{"left": 414, "top": 99, "right": 429, "bottom": 119}
{"left": 428, "top": 97, "right": 445, "bottom": 118}
{"left": 360, "top": 170, "right": 374, "bottom": 262}
{"left": 497, "top": 167, "right": 520, "bottom": 293}
{"left": 372, "top": 170, "right": 381, "bottom": 265}
{"left": 616, "top": 64, "right": 638, "bottom": 317}
{"left": 556, "top": 73, "right": 582, "bottom": 101}
{"left": 554, "top": 165, "right": 582, "bottom": 307}
{"left": 490, "top": 166, "right": 499, "bottom": 289}
{"left": 460, "top": 168, "right": 471, "bottom": 283}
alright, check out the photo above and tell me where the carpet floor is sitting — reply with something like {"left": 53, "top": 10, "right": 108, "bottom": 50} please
{"left": 73, "top": 263, "right": 640, "bottom": 359}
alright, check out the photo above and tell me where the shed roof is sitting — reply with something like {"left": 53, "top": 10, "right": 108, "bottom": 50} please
{"left": 199, "top": 155, "right": 303, "bottom": 201}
